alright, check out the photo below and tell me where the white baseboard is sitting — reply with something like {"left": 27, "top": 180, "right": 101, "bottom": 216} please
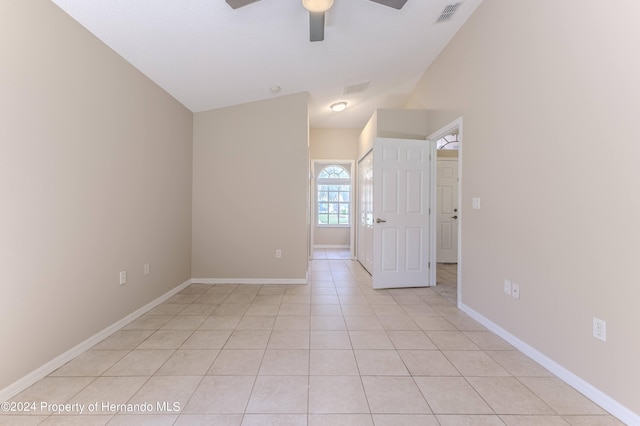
{"left": 460, "top": 303, "right": 639, "bottom": 426}
{"left": 0, "top": 279, "right": 192, "bottom": 403}
{"left": 191, "top": 278, "right": 307, "bottom": 285}
{"left": 313, "top": 245, "right": 350, "bottom": 249}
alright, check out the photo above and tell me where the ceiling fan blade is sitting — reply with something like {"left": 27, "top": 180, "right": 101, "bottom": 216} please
{"left": 309, "top": 11, "right": 325, "bottom": 42}
{"left": 368, "top": 0, "right": 408, "bottom": 9}
{"left": 225, "top": 0, "right": 261, "bottom": 9}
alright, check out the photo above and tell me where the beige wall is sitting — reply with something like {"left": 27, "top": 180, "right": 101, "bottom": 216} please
{"left": 358, "top": 109, "right": 428, "bottom": 157}
{"left": 314, "top": 227, "right": 349, "bottom": 247}
{"left": 0, "top": 0, "right": 193, "bottom": 390}
{"left": 310, "top": 128, "right": 359, "bottom": 160}
{"left": 358, "top": 110, "right": 378, "bottom": 157}
{"left": 377, "top": 108, "right": 429, "bottom": 140}
{"left": 309, "top": 130, "right": 358, "bottom": 248}
{"left": 437, "top": 150, "right": 459, "bottom": 158}
{"left": 408, "top": 0, "right": 640, "bottom": 415}
{"left": 192, "top": 93, "right": 309, "bottom": 281}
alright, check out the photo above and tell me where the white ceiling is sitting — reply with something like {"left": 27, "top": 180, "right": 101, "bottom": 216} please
{"left": 51, "top": 0, "right": 482, "bottom": 128}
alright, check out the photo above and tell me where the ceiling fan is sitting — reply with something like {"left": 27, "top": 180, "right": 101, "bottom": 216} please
{"left": 225, "top": 0, "right": 408, "bottom": 42}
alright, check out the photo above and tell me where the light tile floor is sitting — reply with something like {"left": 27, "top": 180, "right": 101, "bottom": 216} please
{"left": 3, "top": 255, "right": 625, "bottom": 425}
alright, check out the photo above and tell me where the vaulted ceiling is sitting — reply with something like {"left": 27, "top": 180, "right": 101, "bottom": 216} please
{"left": 51, "top": 0, "right": 482, "bottom": 128}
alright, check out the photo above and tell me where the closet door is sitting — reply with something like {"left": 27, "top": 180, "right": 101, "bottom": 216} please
{"left": 357, "top": 150, "right": 374, "bottom": 274}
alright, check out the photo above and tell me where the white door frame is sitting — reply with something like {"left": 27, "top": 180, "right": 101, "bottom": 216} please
{"left": 310, "top": 159, "right": 356, "bottom": 259}
{"left": 428, "top": 117, "right": 463, "bottom": 306}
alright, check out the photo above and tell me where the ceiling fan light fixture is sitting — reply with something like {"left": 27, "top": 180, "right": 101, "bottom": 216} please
{"left": 330, "top": 101, "right": 348, "bottom": 112}
{"left": 302, "top": 0, "right": 334, "bottom": 13}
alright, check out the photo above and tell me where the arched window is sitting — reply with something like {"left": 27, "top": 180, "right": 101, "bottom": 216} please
{"left": 317, "top": 165, "right": 351, "bottom": 226}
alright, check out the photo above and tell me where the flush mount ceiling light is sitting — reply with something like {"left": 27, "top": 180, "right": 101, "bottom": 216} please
{"left": 302, "top": 0, "right": 334, "bottom": 13}
{"left": 269, "top": 85, "right": 281, "bottom": 94}
{"left": 330, "top": 101, "right": 348, "bottom": 112}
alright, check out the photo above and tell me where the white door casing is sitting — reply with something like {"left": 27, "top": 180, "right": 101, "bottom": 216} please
{"left": 437, "top": 158, "right": 459, "bottom": 263}
{"left": 372, "top": 138, "right": 431, "bottom": 289}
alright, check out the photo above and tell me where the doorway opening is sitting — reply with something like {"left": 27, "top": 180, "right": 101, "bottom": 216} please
{"left": 310, "top": 160, "right": 355, "bottom": 260}
{"left": 429, "top": 118, "right": 463, "bottom": 306}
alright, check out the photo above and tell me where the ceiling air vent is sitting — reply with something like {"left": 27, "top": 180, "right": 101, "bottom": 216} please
{"left": 436, "top": 2, "right": 462, "bottom": 23}
{"left": 343, "top": 81, "right": 370, "bottom": 95}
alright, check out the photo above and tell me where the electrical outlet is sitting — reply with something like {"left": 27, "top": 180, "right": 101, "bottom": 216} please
{"left": 119, "top": 270, "right": 127, "bottom": 285}
{"left": 144, "top": 263, "right": 150, "bottom": 276}
{"left": 593, "top": 317, "right": 606, "bottom": 342}
{"left": 504, "top": 279, "right": 511, "bottom": 295}
{"left": 275, "top": 249, "right": 282, "bottom": 259}
{"left": 511, "top": 282, "right": 520, "bottom": 299}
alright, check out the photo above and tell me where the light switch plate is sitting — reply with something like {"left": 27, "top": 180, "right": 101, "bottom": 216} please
{"left": 472, "top": 198, "right": 481, "bottom": 209}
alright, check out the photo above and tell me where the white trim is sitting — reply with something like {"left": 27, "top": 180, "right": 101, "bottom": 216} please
{"left": 0, "top": 279, "right": 192, "bottom": 403}
{"left": 460, "top": 303, "right": 639, "bottom": 426}
{"left": 314, "top": 244, "right": 350, "bottom": 249}
{"left": 192, "top": 278, "right": 308, "bottom": 285}
{"left": 429, "top": 138, "right": 437, "bottom": 287}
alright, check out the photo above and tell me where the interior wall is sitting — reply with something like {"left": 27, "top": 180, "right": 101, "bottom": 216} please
{"left": 376, "top": 108, "right": 429, "bottom": 140}
{"left": 192, "top": 93, "right": 309, "bottom": 281}
{"left": 437, "top": 150, "right": 459, "bottom": 158}
{"left": 358, "top": 110, "right": 378, "bottom": 157}
{"left": 309, "top": 127, "right": 359, "bottom": 160}
{"left": 407, "top": 0, "right": 640, "bottom": 416}
{"left": 0, "top": 0, "right": 193, "bottom": 391}
{"left": 358, "top": 109, "right": 428, "bottom": 157}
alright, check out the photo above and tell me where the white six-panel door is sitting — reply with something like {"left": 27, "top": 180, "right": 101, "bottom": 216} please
{"left": 372, "top": 138, "right": 431, "bottom": 289}
{"left": 437, "top": 158, "right": 459, "bottom": 263}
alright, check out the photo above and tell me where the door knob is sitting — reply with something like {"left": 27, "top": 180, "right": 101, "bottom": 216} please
{"left": 451, "top": 215, "right": 458, "bottom": 219}
{"left": 376, "top": 218, "right": 387, "bottom": 223}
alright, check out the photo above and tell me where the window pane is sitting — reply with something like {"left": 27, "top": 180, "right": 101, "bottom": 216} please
{"left": 317, "top": 165, "right": 351, "bottom": 226}
{"left": 319, "top": 165, "right": 350, "bottom": 179}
